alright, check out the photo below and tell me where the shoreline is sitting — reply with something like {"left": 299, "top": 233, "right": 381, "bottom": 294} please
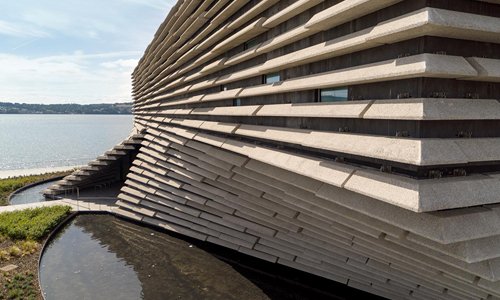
{"left": 0, "top": 165, "right": 83, "bottom": 179}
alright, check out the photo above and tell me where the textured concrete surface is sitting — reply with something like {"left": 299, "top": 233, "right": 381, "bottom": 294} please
{"left": 135, "top": 7, "right": 500, "bottom": 108}
{"left": 305, "top": 0, "right": 403, "bottom": 31}
{"left": 171, "top": 117, "right": 500, "bottom": 166}
{"left": 364, "top": 98, "right": 500, "bottom": 120}
{"left": 46, "top": 0, "right": 500, "bottom": 299}
{"left": 464, "top": 57, "right": 500, "bottom": 82}
{"left": 141, "top": 54, "right": 480, "bottom": 107}
{"left": 344, "top": 170, "right": 500, "bottom": 212}
{"left": 256, "top": 101, "right": 372, "bottom": 118}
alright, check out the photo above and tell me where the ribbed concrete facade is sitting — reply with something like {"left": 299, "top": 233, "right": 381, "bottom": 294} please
{"left": 45, "top": 0, "right": 500, "bottom": 299}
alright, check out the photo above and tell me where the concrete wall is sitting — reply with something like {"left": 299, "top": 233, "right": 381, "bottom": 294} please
{"left": 48, "top": 1, "right": 500, "bottom": 299}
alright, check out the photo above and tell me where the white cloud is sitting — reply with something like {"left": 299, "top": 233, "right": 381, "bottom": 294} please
{"left": 3, "top": 2, "right": 119, "bottom": 40}
{"left": 19, "top": 10, "right": 72, "bottom": 32}
{"left": 100, "top": 59, "right": 139, "bottom": 69}
{"left": 35, "top": 51, "right": 142, "bottom": 63}
{"left": 88, "top": 31, "right": 98, "bottom": 39}
{"left": 123, "top": 0, "right": 174, "bottom": 11}
{"left": 0, "top": 20, "right": 50, "bottom": 37}
{"left": 11, "top": 37, "right": 41, "bottom": 51}
{"left": 0, "top": 0, "right": 177, "bottom": 104}
{"left": 0, "top": 52, "right": 139, "bottom": 104}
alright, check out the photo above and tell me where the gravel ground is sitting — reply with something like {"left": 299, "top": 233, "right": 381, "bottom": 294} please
{"left": 0, "top": 236, "right": 47, "bottom": 300}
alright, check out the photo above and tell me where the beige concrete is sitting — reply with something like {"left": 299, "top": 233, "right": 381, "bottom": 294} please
{"left": 137, "top": 0, "right": 420, "bottom": 98}
{"left": 316, "top": 183, "right": 500, "bottom": 244}
{"left": 221, "top": 138, "right": 356, "bottom": 187}
{"left": 144, "top": 54, "right": 478, "bottom": 107}
{"left": 135, "top": 7, "right": 500, "bottom": 107}
{"left": 199, "top": 57, "right": 227, "bottom": 74}
{"left": 198, "top": 121, "right": 240, "bottom": 134}
{"left": 159, "top": 119, "right": 500, "bottom": 167}
{"left": 211, "top": 18, "right": 268, "bottom": 53}
{"left": 157, "top": 98, "right": 500, "bottom": 121}
{"left": 191, "top": 105, "right": 261, "bottom": 116}
{"left": 238, "top": 54, "right": 477, "bottom": 97}
{"left": 256, "top": 101, "right": 372, "bottom": 118}
{"left": 344, "top": 170, "right": 500, "bottom": 212}
{"left": 120, "top": 150, "right": 500, "bottom": 296}
{"left": 364, "top": 98, "right": 500, "bottom": 120}
{"left": 104, "top": 0, "right": 500, "bottom": 298}
{"left": 464, "top": 57, "right": 500, "bottom": 83}
{"left": 257, "top": 26, "right": 321, "bottom": 57}
{"left": 262, "top": 0, "right": 324, "bottom": 28}
{"left": 367, "top": 8, "right": 500, "bottom": 45}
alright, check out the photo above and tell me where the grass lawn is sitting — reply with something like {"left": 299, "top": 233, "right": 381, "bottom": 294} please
{"left": 0, "top": 206, "right": 72, "bottom": 300}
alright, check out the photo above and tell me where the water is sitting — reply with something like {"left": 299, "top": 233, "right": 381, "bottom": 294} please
{"left": 0, "top": 114, "right": 133, "bottom": 171}
{"left": 9, "top": 180, "right": 59, "bottom": 205}
{"left": 40, "top": 215, "right": 370, "bottom": 300}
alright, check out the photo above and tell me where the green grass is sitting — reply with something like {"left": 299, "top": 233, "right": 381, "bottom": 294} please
{"left": 8, "top": 288, "right": 23, "bottom": 299}
{"left": 0, "top": 205, "right": 71, "bottom": 241}
{"left": 1, "top": 273, "right": 36, "bottom": 299}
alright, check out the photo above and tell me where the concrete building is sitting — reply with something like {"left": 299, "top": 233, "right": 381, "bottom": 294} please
{"left": 44, "top": 0, "right": 500, "bottom": 299}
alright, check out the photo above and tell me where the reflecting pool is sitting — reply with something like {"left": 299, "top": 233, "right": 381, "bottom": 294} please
{"left": 40, "top": 214, "right": 377, "bottom": 300}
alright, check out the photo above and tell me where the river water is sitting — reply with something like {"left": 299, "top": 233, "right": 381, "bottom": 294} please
{"left": 0, "top": 114, "right": 133, "bottom": 171}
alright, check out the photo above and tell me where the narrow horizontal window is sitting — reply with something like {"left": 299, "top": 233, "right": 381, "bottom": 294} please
{"left": 221, "top": 85, "right": 227, "bottom": 91}
{"left": 233, "top": 98, "right": 241, "bottom": 106}
{"left": 244, "top": 39, "right": 258, "bottom": 50}
{"left": 320, "top": 87, "right": 348, "bottom": 102}
{"left": 265, "top": 72, "right": 280, "bottom": 84}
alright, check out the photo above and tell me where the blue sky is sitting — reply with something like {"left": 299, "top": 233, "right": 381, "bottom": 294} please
{"left": 0, "top": 0, "right": 175, "bottom": 104}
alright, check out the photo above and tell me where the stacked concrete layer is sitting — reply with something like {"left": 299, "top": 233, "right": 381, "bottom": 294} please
{"left": 131, "top": 6, "right": 500, "bottom": 105}
{"left": 42, "top": 129, "right": 144, "bottom": 196}
{"left": 47, "top": 0, "right": 500, "bottom": 299}
{"left": 114, "top": 126, "right": 500, "bottom": 300}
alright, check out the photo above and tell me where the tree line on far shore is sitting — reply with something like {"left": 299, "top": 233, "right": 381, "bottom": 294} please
{"left": 0, "top": 102, "right": 133, "bottom": 114}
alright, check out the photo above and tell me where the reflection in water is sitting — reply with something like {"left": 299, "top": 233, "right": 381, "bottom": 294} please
{"left": 40, "top": 215, "right": 374, "bottom": 300}
{"left": 40, "top": 215, "right": 269, "bottom": 300}
{"left": 9, "top": 181, "right": 55, "bottom": 205}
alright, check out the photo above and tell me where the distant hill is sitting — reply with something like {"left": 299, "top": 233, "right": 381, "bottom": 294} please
{"left": 0, "top": 102, "right": 133, "bottom": 114}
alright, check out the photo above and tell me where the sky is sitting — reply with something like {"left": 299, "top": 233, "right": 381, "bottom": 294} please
{"left": 0, "top": 0, "right": 176, "bottom": 104}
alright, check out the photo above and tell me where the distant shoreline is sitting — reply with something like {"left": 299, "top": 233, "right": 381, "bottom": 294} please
{"left": 0, "top": 102, "right": 133, "bottom": 114}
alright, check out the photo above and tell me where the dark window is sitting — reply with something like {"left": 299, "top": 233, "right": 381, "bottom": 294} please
{"left": 319, "top": 87, "right": 348, "bottom": 102}
{"left": 244, "top": 39, "right": 258, "bottom": 50}
{"left": 264, "top": 72, "right": 280, "bottom": 84}
{"left": 233, "top": 98, "right": 241, "bottom": 106}
{"left": 221, "top": 85, "right": 227, "bottom": 91}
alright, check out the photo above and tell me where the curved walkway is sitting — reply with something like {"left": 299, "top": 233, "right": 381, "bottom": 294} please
{"left": 0, "top": 198, "right": 118, "bottom": 214}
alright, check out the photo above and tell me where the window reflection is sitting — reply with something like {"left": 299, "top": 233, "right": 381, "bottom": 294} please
{"left": 320, "top": 87, "right": 348, "bottom": 102}
{"left": 265, "top": 72, "right": 280, "bottom": 84}
{"left": 244, "top": 39, "right": 258, "bottom": 50}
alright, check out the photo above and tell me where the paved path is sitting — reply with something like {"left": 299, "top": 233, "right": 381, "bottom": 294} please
{"left": 0, "top": 198, "right": 118, "bottom": 214}
{"left": 0, "top": 165, "right": 84, "bottom": 179}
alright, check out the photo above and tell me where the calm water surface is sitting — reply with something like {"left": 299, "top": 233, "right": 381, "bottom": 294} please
{"left": 40, "top": 215, "right": 366, "bottom": 300}
{"left": 9, "top": 180, "right": 58, "bottom": 205}
{"left": 0, "top": 114, "right": 133, "bottom": 171}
